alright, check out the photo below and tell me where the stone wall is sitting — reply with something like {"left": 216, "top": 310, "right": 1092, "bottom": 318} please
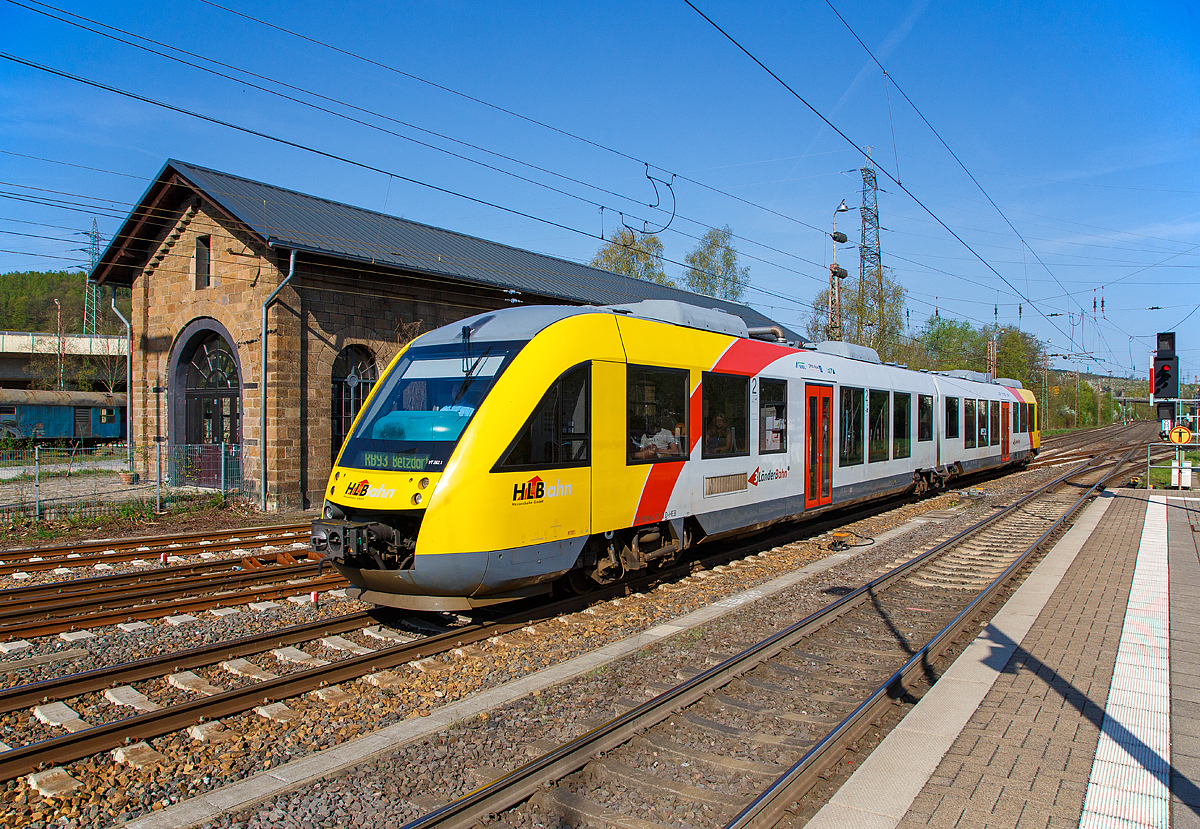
{"left": 132, "top": 193, "right": 564, "bottom": 511}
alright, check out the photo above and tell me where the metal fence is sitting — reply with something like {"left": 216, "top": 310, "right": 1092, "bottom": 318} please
{"left": 0, "top": 442, "right": 249, "bottom": 523}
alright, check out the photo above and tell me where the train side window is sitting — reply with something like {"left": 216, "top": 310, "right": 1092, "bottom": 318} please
{"left": 989, "top": 400, "right": 1000, "bottom": 446}
{"left": 1030, "top": 402, "right": 1037, "bottom": 431}
{"left": 99, "top": 408, "right": 116, "bottom": 424}
{"left": 839, "top": 387, "right": 864, "bottom": 466}
{"left": 1022, "top": 402, "right": 1030, "bottom": 433}
{"left": 195, "top": 235, "right": 211, "bottom": 290}
{"left": 627, "top": 365, "right": 689, "bottom": 464}
{"left": 917, "top": 394, "right": 933, "bottom": 442}
{"left": 978, "top": 399, "right": 989, "bottom": 446}
{"left": 702, "top": 372, "right": 750, "bottom": 458}
{"left": 759, "top": 378, "right": 787, "bottom": 454}
{"left": 946, "top": 397, "right": 959, "bottom": 439}
{"left": 0, "top": 405, "right": 14, "bottom": 423}
{"left": 498, "top": 363, "right": 589, "bottom": 469}
{"left": 894, "top": 393, "right": 911, "bottom": 459}
{"left": 868, "top": 390, "right": 890, "bottom": 463}
{"left": 964, "top": 399, "right": 976, "bottom": 448}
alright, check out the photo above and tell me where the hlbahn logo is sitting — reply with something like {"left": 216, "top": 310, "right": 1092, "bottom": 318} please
{"left": 748, "top": 467, "right": 787, "bottom": 486}
{"left": 512, "top": 475, "right": 572, "bottom": 504}
{"left": 344, "top": 479, "right": 395, "bottom": 500}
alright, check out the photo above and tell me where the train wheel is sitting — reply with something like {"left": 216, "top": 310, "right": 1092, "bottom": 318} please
{"left": 566, "top": 568, "right": 596, "bottom": 595}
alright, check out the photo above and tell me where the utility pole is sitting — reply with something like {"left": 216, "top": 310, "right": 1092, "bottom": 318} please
{"left": 859, "top": 154, "right": 882, "bottom": 349}
{"left": 81, "top": 219, "right": 102, "bottom": 335}
{"left": 826, "top": 201, "right": 850, "bottom": 341}
{"left": 53, "top": 298, "right": 63, "bottom": 391}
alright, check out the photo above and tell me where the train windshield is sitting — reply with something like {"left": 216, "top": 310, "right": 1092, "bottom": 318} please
{"left": 338, "top": 341, "right": 525, "bottom": 473}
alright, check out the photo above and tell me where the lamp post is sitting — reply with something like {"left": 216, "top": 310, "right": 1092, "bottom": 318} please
{"left": 826, "top": 200, "right": 850, "bottom": 341}
{"left": 53, "top": 298, "right": 62, "bottom": 391}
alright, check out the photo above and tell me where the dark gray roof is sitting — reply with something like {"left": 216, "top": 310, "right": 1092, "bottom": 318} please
{"left": 160, "top": 160, "right": 793, "bottom": 337}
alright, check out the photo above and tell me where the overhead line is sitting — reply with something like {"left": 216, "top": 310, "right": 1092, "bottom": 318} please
{"left": 683, "top": 0, "right": 1076, "bottom": 348}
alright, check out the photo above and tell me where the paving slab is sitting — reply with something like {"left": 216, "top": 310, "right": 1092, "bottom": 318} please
{"left": 220, "top": 658, "right": 279, "bottom": 681}
{"left": 273, "top": 646, "right": 329, "bottom": 667}
{"left": 187, "top": 721, "right": 231, "bottom": 743}
{"left": 209, "top": 607, "right": 241, "bottom": 618}
{"left": 811, "top": 489, "right": 1130, "bottom": 829}
{"left": 310, "top": 685, "right": 353, "bottom": 705}
{"left": 363, "top": 625, "right": 415, "bottom": 644}
{"left": 58, "top": 629, "right": 94, "bottom": 642}
{"left": 26, "top": 767, "right": 81, "bottom": 797}
{"left": 117, "top": 621, "right": 153, "bottom": 632}
{"left": 33, "top": 701, "right": 90, "bottom": 733}
{"left": 112, "top": 742, "right": 168, "bottom": 769}
{"left": 248, "top": 601, "right": 281, "bottom": 612}
{"left": 320, "top": 635, "right": 375, "bottom": 655}
{"left": 255, "top": 702, "right": 300, "bottom": 722}
{"left": 0, "top": 639, "right": 32, "bottom": 654}
{"left": 105, "top": 685, "right": 161, "bottom": 712}
{"left": 168, "top": 671, "right": 224, "bottom": 696}
{"left": 165, "top": 614, "right": 198, "bottom": 626}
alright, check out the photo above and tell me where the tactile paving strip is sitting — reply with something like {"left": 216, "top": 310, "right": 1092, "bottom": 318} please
{"left": 1079, "top": 495, "right": 1171, "bottom": 829}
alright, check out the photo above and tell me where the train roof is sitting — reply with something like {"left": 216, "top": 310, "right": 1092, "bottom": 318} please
{"left": 94, "top": 160, "right": 798, "bottom": 339}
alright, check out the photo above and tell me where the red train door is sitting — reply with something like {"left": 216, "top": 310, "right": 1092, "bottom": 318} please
{"left": 805, "top": 385, "right": 833, "bottom": 509}
{"left": 1001, "top": 401, "right": 1010, "bottom": 462}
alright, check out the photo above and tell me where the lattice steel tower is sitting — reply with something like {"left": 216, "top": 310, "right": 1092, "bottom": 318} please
{"left": 859, "top": 159, "right": 882, "bottom": 346}
{"left": 83, "top": 218, "right": 102, "bottom": 334}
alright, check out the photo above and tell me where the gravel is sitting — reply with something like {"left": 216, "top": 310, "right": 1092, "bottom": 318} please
{"left": 0, "top": 464, "right": 1070, "bottom": 828}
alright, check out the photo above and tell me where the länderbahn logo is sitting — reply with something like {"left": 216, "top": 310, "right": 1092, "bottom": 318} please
{"left": 748, "top": 467, "right": 787, "bottom": 486}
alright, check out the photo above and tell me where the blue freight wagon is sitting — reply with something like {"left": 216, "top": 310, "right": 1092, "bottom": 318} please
{"left": 0, "top": 389, "right": 127, "bottom": 444}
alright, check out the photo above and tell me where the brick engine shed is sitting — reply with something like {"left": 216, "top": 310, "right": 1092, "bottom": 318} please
{"left": 93, "top": 160, "right": 790, "bottom": 510}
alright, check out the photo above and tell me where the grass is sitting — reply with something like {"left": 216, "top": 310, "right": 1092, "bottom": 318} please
{"left": 1145, "top": 450, "right": 1200, "bottom": 489}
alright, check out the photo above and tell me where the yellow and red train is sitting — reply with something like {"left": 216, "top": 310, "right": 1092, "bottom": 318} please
{"left": 311, "top": 301, "right": 1038, "bottom": 610}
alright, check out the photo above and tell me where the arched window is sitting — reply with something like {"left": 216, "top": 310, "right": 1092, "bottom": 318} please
{"left": 185, "top": 333, "right": 239, "bottom": 444}
{"left": 332, "top": 345, "right": 377, "bottom": 462}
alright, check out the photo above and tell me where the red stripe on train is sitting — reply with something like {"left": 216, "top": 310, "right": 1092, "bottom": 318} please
{"left": 633, "top": 462, "right": 686, "bottom": 526}
{"left": 711, "top": 338, "right": 797, "bottom": 376}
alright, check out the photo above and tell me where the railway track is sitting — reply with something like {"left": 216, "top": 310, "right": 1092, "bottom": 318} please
{"left": 0, "top": 523, "right": 311, "bottom": 576}
{"left": 0, "top": 425, "right": 1152, "bottom": 816}
{"left": 0, "top": 550, "right": 345, "bottom": 640}
{"left": 0, "top": 472, "right": 995, "bottom": 784}
{"left": 393, "top": 425, "right": 1153, "bottom": 829}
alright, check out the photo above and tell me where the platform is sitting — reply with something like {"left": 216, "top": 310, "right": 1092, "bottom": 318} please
{"left": 808, "top": 488, "right": 1199, "bottom": 829}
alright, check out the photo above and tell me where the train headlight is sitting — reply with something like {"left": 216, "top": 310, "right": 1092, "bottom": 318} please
{"left": 412, "top": 492, "right": 422, "bottom": 505}
{"left": 419, "top": 477, "right": 430, "bottom": 489}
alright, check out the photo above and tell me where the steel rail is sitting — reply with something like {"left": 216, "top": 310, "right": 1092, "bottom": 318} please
{"left": 0, "top": 611, "right": 375, "bottom": 713}
{"left": 0, "top": 574, "right": 348, "bottom": 641}
{"left": 0, "top": 436, "right": 1141, "bottom": 783}
{"left": 393, "top": 437, "right": 1149, "bottom": 829}
{"left": 722, "top": 443, "right": 1146, "bottom": 828}
{"left": 0, "top": 523, "right": 310, "bottom": 574}
{"left": 0, "top": 485, "right": 968, "bottom": 781}
{"left": 0, "top": 550, "right": 320, "bottom": 602}
{"left": 0, "top": 560, "right": 321, "bottom": 620}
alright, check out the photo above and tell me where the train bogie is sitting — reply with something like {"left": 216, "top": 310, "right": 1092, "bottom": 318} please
{"left": 311, "top": 301, "right": 1039, "bottom": 611}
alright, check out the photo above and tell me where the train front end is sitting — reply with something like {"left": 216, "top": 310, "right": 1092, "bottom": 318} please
{"left": 309, "top": 307, "right": 603, "bottom": 611}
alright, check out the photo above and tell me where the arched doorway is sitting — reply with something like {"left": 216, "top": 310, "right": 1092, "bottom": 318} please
{"left": 187, "top": 333, "right": 240, "bottom": 446}
{"left": 331, "top": 345, "right": 377, "bottom": 462}
{"left": 169, "top": 321, "right": 243, "bottom": 488}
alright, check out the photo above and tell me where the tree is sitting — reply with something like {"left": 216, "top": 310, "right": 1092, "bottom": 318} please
{"left": 590, "top": 228, "right": 673, "bottom": 287}
{"left": 682, "top": 226, "right": 748, "bottom": 301}
{"left": 805, "top": 266, "right": 907, "bottom": 360}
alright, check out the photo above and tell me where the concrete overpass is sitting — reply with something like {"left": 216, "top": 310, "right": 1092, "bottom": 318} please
{"left": 0, "top": 331, "right": 127, "bottom": 388}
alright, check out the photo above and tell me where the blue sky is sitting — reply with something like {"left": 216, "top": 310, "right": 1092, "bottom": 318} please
{"left": 2, "top": 0, "right": 1198, "bottom": 377}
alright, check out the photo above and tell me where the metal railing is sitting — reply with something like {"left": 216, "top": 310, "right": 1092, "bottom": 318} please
{"left": 0, "top": 442, "right": 248, "bottom": 523}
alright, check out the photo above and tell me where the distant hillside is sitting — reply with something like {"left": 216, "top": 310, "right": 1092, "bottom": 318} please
{"left": 0, "top": 271, "right": 131, "bottom": 334}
